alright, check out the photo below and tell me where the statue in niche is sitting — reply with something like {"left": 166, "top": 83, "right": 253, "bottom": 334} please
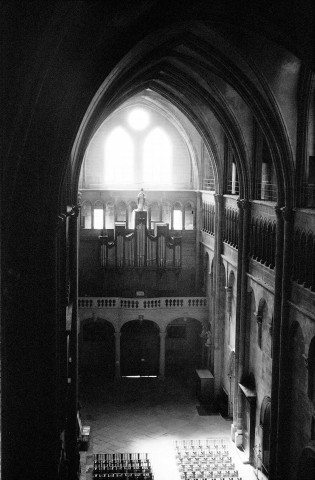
{"left": 137, "top": 188, "right": 146, "bottom": 211}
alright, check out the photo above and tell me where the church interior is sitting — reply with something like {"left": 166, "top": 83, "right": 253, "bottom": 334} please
{"left": 2, "top": 1, "right": 315, "bottom": 479}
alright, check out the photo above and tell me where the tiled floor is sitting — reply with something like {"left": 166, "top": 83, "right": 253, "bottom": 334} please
{"left": 79, "top": 372, "right": 257, "bottom": 480}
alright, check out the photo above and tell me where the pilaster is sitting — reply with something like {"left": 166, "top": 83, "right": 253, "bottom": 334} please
{"left": 159, "top": 330, "right": 166, "bottom": 378}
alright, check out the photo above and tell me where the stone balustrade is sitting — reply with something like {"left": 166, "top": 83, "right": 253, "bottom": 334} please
{"left": 78, "top": 296, "right": 207, "bottom": 309}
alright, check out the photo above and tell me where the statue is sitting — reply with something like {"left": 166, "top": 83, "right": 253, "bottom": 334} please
{"left": 137, "top": 188, "right": 146, "bottom": 211}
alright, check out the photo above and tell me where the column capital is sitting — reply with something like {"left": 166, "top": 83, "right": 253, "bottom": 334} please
{"left": 281, "top": 206, "right": 295, "bottom": 223}
{"left": 114, "top": 331, "right": 121, "bottom": 337}
{"left": 214, "top": 193, "right": 224, "bottom": 205}
{"left": 237, "top": 198, "right": 251, "bottom": 211}
{"left": 159, "top": 330, "right": 167, "bottom": 338}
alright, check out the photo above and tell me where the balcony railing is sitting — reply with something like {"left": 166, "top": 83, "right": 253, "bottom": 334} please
{"left": 78, "top": 297, "right": 208, "bottom": 310}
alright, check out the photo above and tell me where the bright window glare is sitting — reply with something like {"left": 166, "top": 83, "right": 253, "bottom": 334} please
{"left": 143, "top": 128, "right": 172, "bottom": 184}
{"left": 173, "top": 210, "right": 182, "bottom": 230}
{"left": 93, "top": 209, "right": 103, "bottom": 229}
{"left": 105, "top": 127, "right": 134, "bottom": 184}
{"left": 127, "top": 108, "right": 150, "bottom": 130}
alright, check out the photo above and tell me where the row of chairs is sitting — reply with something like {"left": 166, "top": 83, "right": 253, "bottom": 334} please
{"left": 178, "top": 459, "right": 233, "bottom": 466}
{"left": 93, "top": 474, "right": 153, "bottom": 479}
{"left": 176, "top": 451, "right": 231, "bottom": 459}
{"left": 174, "top": 440, "right": 242, "bottom": 480}
{"left": 179, "top": 467, "right": 239, "bottom": 476}
{"left": 175, "top": 440, "right": 227, "bottom": 448}
{"left": 94, "top": 454, "right": 149, "bottom": 461}
{"left": 94, "top": 462, "right": 152, "bottom": 469}
{"left": 179, "top": 464, "right": 236, "bottom": 471}
{"left": 93, "top": 454, "right": 153, "bottom": 480}
{"left": 179, "top": 477, "right": 241, "bottom": 480}
{"left": 94, "top": 468, "right": 152, "bottom": 474}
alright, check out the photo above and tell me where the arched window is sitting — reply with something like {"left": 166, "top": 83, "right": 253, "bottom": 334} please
{"left": 173, "top": 202, "right": 183, "bottom": 230}
{"left": 93, "top": 201, "right": 104, "bottom": 229}
{"left": 128, "top": 202, "right": 137, "bottom": 229}
{"left": 143, "top": 127, "right": 172, "bottom": 185}
{"left": 162, "top": 203, "right": 171, "bottom": 226}
{"left": 185, "top": 202, "right": 194, "bottom": 230}
{"left": 116, "top": 201, "right": 127, "bottom": 223}
{"left": 104, "top": 127, "right": 134, "bottom": 184}
{"left": 81, "top": 201, "right": 92, "bottom": 229}
{"left": 105, "top": 202, "right": 115, "bottom": 229}
{"left": 150, "top": 202, "right": 161, "bottom": 230}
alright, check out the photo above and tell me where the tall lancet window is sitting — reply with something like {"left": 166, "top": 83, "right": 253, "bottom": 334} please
{"left": 104, "top": 127, "right": 134, "bottom": 184}
{"left": 143, "top": 127, "right": 172, "bottom": 185}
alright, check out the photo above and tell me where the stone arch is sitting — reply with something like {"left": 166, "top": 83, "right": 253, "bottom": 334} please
{"left": 260, "top": 395, "right": 271, "bottom": 475}
{"left": 256, "top": 298, "right": 268, "bottom": 349}
{"left": 79, "top": 317, "right": 115, "bottom": 379}
{"left": 120, "top": 319, "right": 160, "bottom": 376}
{"left": 184, "top": 201, "right": 194, "bottom": 230}
{"left": 227, "top": 350, "right": 235, "bottom": 417}
{"left": 70, "top": 24, "right": 294, "bottom": 208}
{"left": 165, "top": 317, "right": 202, "bottom": 377}
{"left": 288, "top": 320, "right": 309, "bottom": 478}
{"left": 308, "top": 336, "right": 315, "bottom": 406}
{"left": 80, "top": 200, "right": 92, "bottom": 229}
{"left": 227, "top": 270, "right": 236, "bottom": 348}
{"left": 297, "top": 442, "right": 315, "bottom": 480}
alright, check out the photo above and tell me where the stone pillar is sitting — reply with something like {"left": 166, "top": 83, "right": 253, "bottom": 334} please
{"left": 68, "top": 204, "right": 81, "bottom": 480}
{"left": 159, "top": 330, "right": 166, "bottom": 378}
{"left": 237, "top": 200, "right": 251, "bottom": 433}
{"left": 276, "top": 207, "right": 294, "bottom": 480}
{"left": 115, "top": 332, "right": 121, "bottom": 379}
{"left": 213, "top": 194, "right": 224, "bottom": 394}
{"left": 195, "top": 192, "right": 202, "bottom": 292}
{"left": 232, "top": 198, "right": 244, "bottom": 440}
{"left": 2, "top": 212, "right": 63, "bottom": 480}
{"left": 269, "top": 206, "right": 284, "bottom": 480}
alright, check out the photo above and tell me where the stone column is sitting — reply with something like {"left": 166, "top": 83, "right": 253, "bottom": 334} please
{"left": 159, "top": 329, "right": 166, "bottom": 378}
{"left": 213, "top": 194, "right": 225, "bottom": 394}
{"left": 115, "top": 332, "right": 121, "bottom": 379}
{"left": 276, "top": 207, "right": 294, "bottom": 480}
{"left": 269, "top": 206, "right": 284, "bottom": 480}
{"left": 237, "top": 200, "right": 251, "bottom": 446}
{"left": 68, "top": 204, "right": 81, "bottom": 480}
{"left": 232, "top": 198, "right": 244, "bottom": 440}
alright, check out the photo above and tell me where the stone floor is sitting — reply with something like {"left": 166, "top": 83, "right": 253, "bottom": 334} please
{"left": 78, "top": 372, "right": 258, "bottom": 480}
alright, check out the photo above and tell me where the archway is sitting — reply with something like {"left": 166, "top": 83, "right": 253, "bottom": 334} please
{"left": 120, "top": 320, "right": 160, "bottom": 376}
{"left": 165, "top": 318, "right": 202, "bottom": 378}
{"left": 260, "top": 396, "right": 271, "bottom": 475}
{"left": 79, "top": 318, "right": 115, "bottom": 380}
{"left": 297, "top": 443, "right": 315, "bottom": 480}
{"left": 288, "top": 321, "right": 308, "bottom": 480}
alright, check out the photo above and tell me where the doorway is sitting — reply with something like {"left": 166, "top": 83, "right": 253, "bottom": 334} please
{"left": 120, "top": 320, "right": 160, "bottom": 376}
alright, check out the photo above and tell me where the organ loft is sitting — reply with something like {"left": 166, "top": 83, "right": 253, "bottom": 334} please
{"left": 2, "top": 2, "right": 315, "bottom": 480}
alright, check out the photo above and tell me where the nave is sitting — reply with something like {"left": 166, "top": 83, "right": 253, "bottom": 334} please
{"left": 78, "top": 375, "right": 256, "bottom": 480}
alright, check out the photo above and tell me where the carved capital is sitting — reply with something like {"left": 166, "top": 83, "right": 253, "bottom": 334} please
{"left": 72, "top": 204, "right": 81, "bottom": 218}
{"left": 237, "top": 198, "right": 251, "bottom": 212}
{"left": 281, "top": 206, "right": 294, "bottom": 223}
{"left": 214, "top": 193, "right": 224, "bottom": 206}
